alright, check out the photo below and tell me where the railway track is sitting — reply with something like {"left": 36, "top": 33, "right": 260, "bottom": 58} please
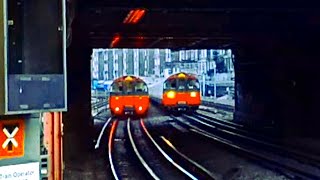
{"left": 91, "top": 99, "right": 108, "bottom": 117}
{"left": 201, "top": 100, "right": 234, "bottom": 112}
{"left": 108, "top": 118, "right": 214, "bottom": 179}
{"left": 171, "top": 114, "right": 320, "bottom": 180}
{"left": 196, "top": 109, "right": 274, "bottom": 136}
{"left": 190, "top": 111, "right": 320, "bottom": 167}
{"left": 108, "top": 120, "right": 147, "bottom": 180}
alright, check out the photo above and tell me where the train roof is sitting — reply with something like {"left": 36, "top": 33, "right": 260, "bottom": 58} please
{"left": 112, "top": 75, "right": 146, "bottom": 83}
{"left": 166, "top": 72, "right": 198, "bottom": 80}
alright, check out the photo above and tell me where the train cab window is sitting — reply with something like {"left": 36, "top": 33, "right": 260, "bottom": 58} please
{"left": 171, "top": 82, "right": 177, "bottom": 89}
{"left": 178, "top": 79, "right": 186, "bottom": 90}
{"left": 164, "top": 80, "right": 176, "bottom": 90}
{"left": 125, "top": 81, "right": 134, "bottom": 93}
{"left": 187, "top": 80, "right": 200, "bottom": 90}
{"left": 178, "top": 85, "right": 185, "bottom": 90}
{"left": 110, "top": 82, "right": 124, "bottom": 93}
{"left": 135, "top": 82, "right": 148, "bottom": 93}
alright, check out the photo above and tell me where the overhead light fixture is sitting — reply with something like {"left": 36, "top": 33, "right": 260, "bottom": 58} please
{"left": 123, "top": 8, "right": 146, "bottom": 24}
{"left": 110, "top": 34, "right": 120, "bottom": 48}
{"left": 137, "top": 36, "right": 144, "bottom": 40}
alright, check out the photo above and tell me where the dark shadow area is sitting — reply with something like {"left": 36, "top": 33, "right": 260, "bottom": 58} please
{"left": 63, "top": 1, "right": 320, "bottom": 178}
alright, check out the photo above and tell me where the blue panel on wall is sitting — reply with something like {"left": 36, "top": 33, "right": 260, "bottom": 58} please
{"left": 7, "top": 74, "right": 65, "bottom": 112}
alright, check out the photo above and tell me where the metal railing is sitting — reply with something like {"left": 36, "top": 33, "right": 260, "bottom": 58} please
{"left": 91, "top": 97, "right": 108, "bottom": 117}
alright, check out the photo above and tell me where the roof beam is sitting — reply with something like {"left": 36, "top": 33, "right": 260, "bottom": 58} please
{"left": 86, "top": 7, "right": 319, "bottom": 13}
{"left": 87, "top": 24, "right": 231, "bottom": 36}
{"left": 83, "top": 0, "right": 320, "bottom": 10}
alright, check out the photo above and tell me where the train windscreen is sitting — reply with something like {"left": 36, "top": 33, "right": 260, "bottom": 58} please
{"left": 187, "top": 79, "right": 200, "bottom": 90}
{"left": 164, "top": 79, "right": 176, "bottom": 90}
{"left": 110, "top": 81, "right": 148, "bottom": 95}
{"left": 164, "top": 78, "right": 200, "bottom": 91}
{"left": 135, "top": 82, "right": 148, "bottom": 93}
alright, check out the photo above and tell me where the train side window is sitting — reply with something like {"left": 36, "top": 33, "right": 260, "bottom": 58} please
{"left": 142, "top": 84, "right": 148, "bottom": 92}
{"left": 195, "top": 81, "right": 200, "bottom": 89}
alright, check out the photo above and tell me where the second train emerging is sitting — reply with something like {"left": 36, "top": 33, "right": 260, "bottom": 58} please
{"left": 149, "top": 72, "right": 201, "bottom": 113}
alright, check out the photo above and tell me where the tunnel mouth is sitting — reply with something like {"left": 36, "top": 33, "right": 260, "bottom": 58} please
{"left": 63, "top": 3, "right": 320, "bottom": 179}
{"left": 90, "top": 48, "right": 235, "bottom": 122}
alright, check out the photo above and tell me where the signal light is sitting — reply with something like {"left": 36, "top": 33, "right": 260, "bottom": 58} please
{"left": 125, "top": 76, "right": 133, "bottom": 81}
{"left": 178, "top": 73, "right": 186, "bottom": 78}
{"left": 167, "top": 91, "right": 176, "bottom": 99}
{"left": 110, "top": 35, "right": 120, "bottom": 48}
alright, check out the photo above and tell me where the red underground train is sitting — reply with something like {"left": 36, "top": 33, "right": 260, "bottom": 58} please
{"left": 149, "top": 72, "right": 201, "bottom": 113}
{"left": 108, "top": 75, "right": 149, "bottom": 117}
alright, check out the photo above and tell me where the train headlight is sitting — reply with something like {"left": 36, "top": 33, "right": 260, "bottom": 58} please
{"left": 167, "top": 91, "right": 176, "bottom": 99}
{"left": 115, "top": 96, "right": 119, "bottom": 100}
{"left": 138, "top": 106, "right": 143, "bottom": 111}
{"left": 190, "top": 92, "right": 197, "bottom": 97}
{"left": 115, "top": 107, "right": 120, "bottom": 112}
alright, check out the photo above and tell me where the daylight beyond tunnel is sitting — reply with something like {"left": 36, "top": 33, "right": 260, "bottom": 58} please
{"left": 91, "top": 49, "right": 234, "bottom": 106}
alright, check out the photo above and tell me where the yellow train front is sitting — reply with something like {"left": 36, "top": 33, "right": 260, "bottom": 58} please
{"left": 149, "top": 72, "right": 201, "bottom": 113}
{"left": 108, "top": 76, "right": 149, "bottom": 117}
